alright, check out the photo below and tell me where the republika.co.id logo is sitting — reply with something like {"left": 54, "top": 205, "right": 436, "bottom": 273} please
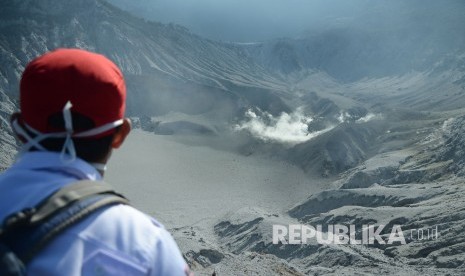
{"left": 273, "top": 224, "right": 439, "bottom": 245}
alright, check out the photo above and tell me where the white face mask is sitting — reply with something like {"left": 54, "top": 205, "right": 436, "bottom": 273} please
{"left": 12, "top": 100, "right": 123, "bottom": 170}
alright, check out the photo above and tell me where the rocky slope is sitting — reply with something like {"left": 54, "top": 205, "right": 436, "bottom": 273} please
{"left": 174, "top": 36, "right": 465, "bottom": 275}
{"left": 0, "top": 89, "right": 17, "bottom": 170}
{"left": 0, "top": 0, "right": 290, "bottom": 167}
{"left": 0, "top": 0, "right": 291, "bottom": 118}
{"left": 177, "top": 115, "right": 465, "bottom": 275}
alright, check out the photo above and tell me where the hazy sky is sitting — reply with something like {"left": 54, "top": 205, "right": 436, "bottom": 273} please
{"left": 154, "top": 0, "right": 371, "bottom": 41}
{"left": 109, "top": 0, "right": 465, "bottom": 42}
{"left": 109, "top": 0, "right": 375, "bottom": 41}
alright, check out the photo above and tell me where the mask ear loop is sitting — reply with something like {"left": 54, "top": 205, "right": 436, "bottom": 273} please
{"left": 60, "top": 101, "right": 77, "bottom": 163}
{"left": 12, "top": 118, "right": 51, "bottom": 153}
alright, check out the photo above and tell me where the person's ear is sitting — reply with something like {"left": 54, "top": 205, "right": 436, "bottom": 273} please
{"left": 111, "top": 118, "right": 131, "bottom": 149}
{"left": 10, "top": 112, "right": 26, "bottom": 143}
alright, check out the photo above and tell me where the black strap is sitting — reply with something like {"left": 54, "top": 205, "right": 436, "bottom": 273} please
{"left": 24, "top": 194, "right": 129, "bottom": 263}
{"left": 1, "top": 180, "right": 130, "bottom": 264}
{"left": 3, "top": 180, "right": 127, "bottom": 228}
{"left": 30, "top": 180, "right": 126, "bottom": 224}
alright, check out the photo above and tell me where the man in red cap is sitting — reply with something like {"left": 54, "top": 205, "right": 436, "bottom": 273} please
{"left": 0, "top": 49, "right": 192, "bottom": 275}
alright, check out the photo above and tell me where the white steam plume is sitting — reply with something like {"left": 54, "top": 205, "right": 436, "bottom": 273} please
{"left": 235, "top": 108, "right": 333, "bottom": 145}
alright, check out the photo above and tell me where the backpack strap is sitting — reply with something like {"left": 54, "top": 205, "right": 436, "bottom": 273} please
{"left": 32, "top": 180, "right": 126, "bottom": 224}
{"left": 0, "top": 180, "right": 129, "bottom": 264}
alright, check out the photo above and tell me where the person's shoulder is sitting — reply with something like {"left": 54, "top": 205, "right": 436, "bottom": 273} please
{"left": 63, "top": 203, "right": 171, "bottom": 257}
{"left": 94, "top": 204, "right": 190, "bottom": 275}
{"left": 62, "top": 203, "right": 189, "bottom": 275}
{"left": 82, "top": 203, "right": 168, "bottom": 241}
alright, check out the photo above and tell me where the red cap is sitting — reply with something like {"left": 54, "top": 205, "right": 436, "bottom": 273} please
{"left": 20, "top": 48, "right": 126, "bottom": 135}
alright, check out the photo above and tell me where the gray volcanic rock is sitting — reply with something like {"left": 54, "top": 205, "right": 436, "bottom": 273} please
{"left": 0, "top": 89, "right": 17, "bottom": 170}
{"left": 434, "top": 116, "right": 465, "bottom": 176}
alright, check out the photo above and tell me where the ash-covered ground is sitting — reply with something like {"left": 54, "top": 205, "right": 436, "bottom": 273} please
{"left": 108, "top": 78, "right": 465, "bottom": 275}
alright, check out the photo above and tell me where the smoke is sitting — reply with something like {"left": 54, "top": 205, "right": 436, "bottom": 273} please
{"left": 337, "top": 112, "right": 381, "bottom": 124}
{"left": 235, "top": 108, "right": 383, "bottom": 145}
{"left": 356, "top": 113, "right": 379, "bottom": 123}
{"left": 235, "top": 108, "right": 333, "bottom": 145}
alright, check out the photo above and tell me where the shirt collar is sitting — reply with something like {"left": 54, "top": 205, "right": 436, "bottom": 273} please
{"left": 13, "top": 151, "right": 103, "bottom": 181}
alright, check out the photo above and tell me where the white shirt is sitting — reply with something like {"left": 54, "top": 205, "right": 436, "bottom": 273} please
{"left": 0, "top": 151, "right": 191, "bottom": 276}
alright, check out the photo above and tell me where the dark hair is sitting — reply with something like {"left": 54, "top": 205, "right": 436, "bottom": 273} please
{"left": 28, "top": 112, "right": 116, "bottom": 163}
